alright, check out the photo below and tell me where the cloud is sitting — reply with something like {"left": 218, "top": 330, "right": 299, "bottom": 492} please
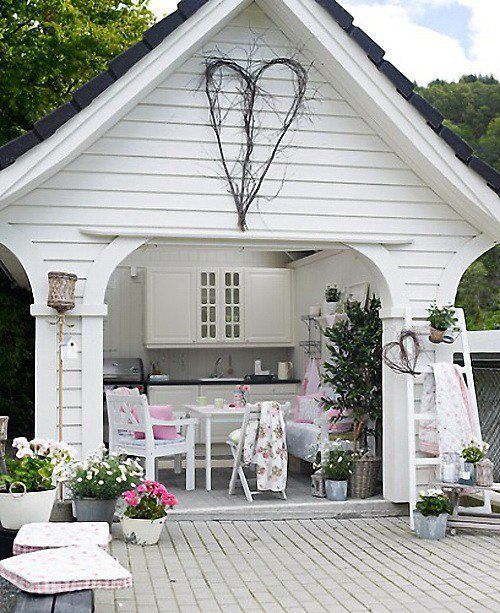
{"left": 344, "top": 0, "right": 499, "bottom": 84}
{"left": 147, "top": 0, "right": 499, "bottom": 85}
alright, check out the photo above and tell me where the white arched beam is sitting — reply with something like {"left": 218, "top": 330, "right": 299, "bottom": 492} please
{"left": 437, "top": 234, "right": 496, "bottom": 306}
{"left": 0, "top": 223, "right": 45, "bottom": 302}
{"left": 345, "top": 242, "right": 407, "bottom": 310}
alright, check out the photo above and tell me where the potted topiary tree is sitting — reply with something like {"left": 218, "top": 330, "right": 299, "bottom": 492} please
{"left": 413, "top": 488, "right": 452, "bottom": 539}
{"left": 121, "top": 480, "right": 178, "bottom": 545}
{"left": 0, "top": 438, "right": 74, "bottom": 530}
{"left": 322, "top": 296, "right": 382, "bottom": 498}
{"left": 323, "top": 285, "right": 342, "bottom": 316}
{"left": 427, "top": 303, "right": 458, "bottom": 343}
{"left": 68, "top": 446, "right": 143, "bottom": 525}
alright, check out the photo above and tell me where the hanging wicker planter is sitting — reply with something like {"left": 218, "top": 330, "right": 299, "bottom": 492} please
{"left": 349, "top": 456, "right": 381, "bottom": 499}
{"left": 47, "top": 272, "right": 77, "bottom": 313}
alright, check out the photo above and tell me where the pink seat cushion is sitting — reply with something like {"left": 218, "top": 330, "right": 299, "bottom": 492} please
{"left": 133, "top": 405, "right": 181, "bottom": 440}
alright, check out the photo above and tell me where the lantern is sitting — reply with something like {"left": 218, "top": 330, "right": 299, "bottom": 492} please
{"left": 47, "top": 272, "right": 77, "bottom": 313}
{"left": 476, "top": 458, "right": 494, "bottom": 488}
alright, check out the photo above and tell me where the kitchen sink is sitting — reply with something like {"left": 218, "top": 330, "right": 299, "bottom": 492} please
{"left": 199, "top": 377, "right": 241, "bottom": 382}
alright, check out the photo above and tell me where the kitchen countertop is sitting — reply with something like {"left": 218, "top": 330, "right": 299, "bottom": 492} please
{"left": 146, "top": 378, "right": 301, "bottom": 386}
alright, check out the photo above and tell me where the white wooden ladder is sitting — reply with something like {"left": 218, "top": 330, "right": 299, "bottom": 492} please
{"left": 405, "top": 308, "right": 481, "bottom": 529}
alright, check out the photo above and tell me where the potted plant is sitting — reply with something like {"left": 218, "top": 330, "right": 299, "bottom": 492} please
{"left": 427, "top": 303, "right": 458, "bottom": 343}
{"left": 121, "top": 480, "right": 178, "bottom": 545}
{"left": 0, "top": 438, "right": 74, "bottom": 530}
{"left": 68, "top": 445, "right": 143, "bottom": 525}
{"left": 459, "top": 440, "right": 489, "bottom": 485}
{"left": 323, "top": 285, "right": 342, "bottom": 316}
{"left": 322, "top": 446, "right": 353, "bottom": 501}
{"left": 322, "top": 297, "right": 382, "bottom": 498}
{"left": 413, "top": 488, "right": 452, "bottom": 540}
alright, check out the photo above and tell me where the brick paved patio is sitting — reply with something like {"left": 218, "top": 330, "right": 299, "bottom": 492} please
{"left": 96, "top": 517, "right": 500, "bottom": 612}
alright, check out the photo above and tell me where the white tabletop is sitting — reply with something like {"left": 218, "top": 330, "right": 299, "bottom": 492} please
{"left": 185, "top": 404, "right": 246, "bottom": 417}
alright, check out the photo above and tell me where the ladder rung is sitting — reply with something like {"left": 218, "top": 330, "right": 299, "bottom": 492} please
{"left": 414, "top": 413, "right": 435, "bottom": 421}
{"left": 415, "top": 457, "right": 440, "bottom": 466}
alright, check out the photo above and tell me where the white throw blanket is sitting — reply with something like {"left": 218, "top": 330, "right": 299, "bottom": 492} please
{"left": 243, "top": 401, "right": 288, "bottom": 493}
{"left": 419, "top": 362, "right": 481, "bottom": 456}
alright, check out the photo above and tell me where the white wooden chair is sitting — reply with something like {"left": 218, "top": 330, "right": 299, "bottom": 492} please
{"left": 227, "top": 401, "right": 290, "bottom": 502}
{"left": 106, "top": 390, "right": 198, "bottom": 490}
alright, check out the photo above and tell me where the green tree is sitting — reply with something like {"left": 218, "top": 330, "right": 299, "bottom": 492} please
{"left": 456, "top": 246, "right": 500, "bottom": 331}
{"left": 418, "top": 75, "right": 500, "bottom": 170}
{"left": 0, "top": 0, "right": 154, "bottom": 144}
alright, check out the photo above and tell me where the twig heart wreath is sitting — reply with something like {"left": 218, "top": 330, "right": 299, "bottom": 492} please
{"left": 382, "top": 329, "right": 422, "bottom": 376}
{"left": 205, "top": 57, "right": 308, "bottom": 231}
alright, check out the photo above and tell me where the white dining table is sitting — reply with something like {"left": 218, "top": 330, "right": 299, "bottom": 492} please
{"left": 184, "top": 404, "right": 246, "bottom": 491}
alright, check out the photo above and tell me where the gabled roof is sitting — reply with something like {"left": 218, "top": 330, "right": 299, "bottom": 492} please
{"left": 0, "top": 0, "right": 499, "bottom": 196}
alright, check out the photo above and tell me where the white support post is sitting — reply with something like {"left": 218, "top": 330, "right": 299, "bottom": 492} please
{"left": 81, "top": 312, "right": 106, "bottom": 457}
{"left": 381, "top": 315, "right": 410, "bottom": 503}
{"left": 33, "top": 313, "right": 58, "bottom": 440}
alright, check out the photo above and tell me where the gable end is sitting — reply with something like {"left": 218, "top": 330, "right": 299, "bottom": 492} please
{"left": 0, "top": 0, "right": 498, "bottom": 197}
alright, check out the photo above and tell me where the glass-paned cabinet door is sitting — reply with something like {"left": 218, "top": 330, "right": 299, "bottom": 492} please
{"left": 199, "top": 269, "right": 218, "bottom": 341}
{"left": 222, "top": 270, "right": 243, "bottom": 341}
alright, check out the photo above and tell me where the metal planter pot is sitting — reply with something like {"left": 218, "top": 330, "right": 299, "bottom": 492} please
{"left": 413, "top": 511, "right": 449, "bottom": 540}
{"left": 72, "top": 498, "right": 117, "bottom": 525}
{"left": 325, "top": 480, "right": 348, "bottom": 501}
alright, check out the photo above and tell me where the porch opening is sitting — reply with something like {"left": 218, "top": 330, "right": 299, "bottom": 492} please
{"left": 0, "top": 244, "right": 35, "bottom": 440}
{"left": 102, "top": 242, "right": 397, "bottom": 517}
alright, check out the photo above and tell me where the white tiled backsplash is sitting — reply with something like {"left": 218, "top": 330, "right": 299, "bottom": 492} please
{"left": 146, "top": 346, "right": 294, "bottom": 380}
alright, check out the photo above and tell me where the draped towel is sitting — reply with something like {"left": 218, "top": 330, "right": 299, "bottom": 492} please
{"left": 243, "top": 401, "right": 288, "bottom": 492}
{"left": 419, "top": 362, "right": 481, "bottom": 456}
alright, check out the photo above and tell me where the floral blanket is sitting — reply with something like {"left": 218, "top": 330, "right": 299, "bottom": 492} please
{"left": 243, "top": 401, "right": 288, "bottom": 493}
{"left": 419, "top": 362, "right": 481, "bottom": 455}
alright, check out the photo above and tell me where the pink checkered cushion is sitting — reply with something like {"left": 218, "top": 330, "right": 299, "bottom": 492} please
{"left": 0, "top": 546, "right": 132, "bottom": 594}
{"left": 13, "top": 522, "right": 110, "bottom": 555}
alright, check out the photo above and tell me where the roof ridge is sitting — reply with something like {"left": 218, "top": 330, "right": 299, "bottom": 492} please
{"left": 0, "top": 0, "right": 498, "bottom": 197}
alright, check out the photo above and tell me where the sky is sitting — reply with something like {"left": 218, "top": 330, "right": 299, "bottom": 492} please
{"left": 148, "top": 0, "right": 499, "bottom": 85}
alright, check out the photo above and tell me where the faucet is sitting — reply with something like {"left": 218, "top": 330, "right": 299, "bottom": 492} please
{"left": 210, "top": 357, "right": 223, "bottom": 379}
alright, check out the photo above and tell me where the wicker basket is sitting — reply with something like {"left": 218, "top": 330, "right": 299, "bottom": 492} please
{"left": 349, "top": 456, "right": 381, "bottom": 499}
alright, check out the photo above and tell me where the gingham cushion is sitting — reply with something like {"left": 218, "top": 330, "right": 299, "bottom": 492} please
{"left": 0, "top": 546, "right": 132, "bottom": 594}
{"left": 13, "top": 522, "right": 110, "bottom": 555}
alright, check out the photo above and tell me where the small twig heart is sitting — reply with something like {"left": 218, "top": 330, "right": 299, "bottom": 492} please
{"left": 205, "top": 57, "right": 308, "bottom": 231}
{"left": 382, "top": 329, "right": 421, "bottom": 376}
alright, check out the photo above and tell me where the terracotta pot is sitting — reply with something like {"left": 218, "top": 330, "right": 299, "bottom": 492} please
{"left": 0, "top": 488, "right": 56, "bottom": 530}
{"left": 121, "top": 516, "right": 166, "bottom": 546}
{"left": 429, "top": 327, "right": 446, "bottom": 343}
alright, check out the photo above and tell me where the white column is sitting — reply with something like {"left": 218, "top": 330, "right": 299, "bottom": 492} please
{"left": 32, "top": 312, "right": 58, "bottom": 440}
{"left": 381, "top": 314, "right": 409, "bottom": 503}
{"left": 81, "top": 310, "right": 106, "bottom": 457}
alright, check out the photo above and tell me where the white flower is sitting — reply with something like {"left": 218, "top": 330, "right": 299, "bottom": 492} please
{"left": 86, "top": 472, "right": 92, "bottom": 480}
{"left": 16, "top": 447, "right": 34, "bottom": 459}
{"left": 77, "top": 477, "right": 83, "bottom": 482}
{"left": 337, "top": 456, "right": 343, "bottom": 463}
{"left": 106, "top": 471, "right": 113, "bottom": 475}
{"left": 13, "top": 437, "right": 29, "bottom": 450}
{"left": 98, "top": 480, "right": 104, "bottom": 485}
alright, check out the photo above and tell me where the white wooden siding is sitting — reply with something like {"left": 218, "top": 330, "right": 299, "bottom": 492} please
{"left": 0, "top": 2, "right": 482, "bottom": 452}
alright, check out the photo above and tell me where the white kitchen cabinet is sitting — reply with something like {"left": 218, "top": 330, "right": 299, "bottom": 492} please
{"left": 145, "top": 266, "right": 293, "bottom": 347}
{"left": 247, "top": 383, "right": 299, "bottom": 408}
{"left": 148, "top": 385, "right": 198, "bottom": 415}
{"left": 145, "top": 268, "right": 196, "bottom": 347}
{"left": 244, "top": 268, "right": 293, "bottom": 344}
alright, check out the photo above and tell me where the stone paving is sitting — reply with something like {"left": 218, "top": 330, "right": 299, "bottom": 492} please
{"left": 95, "top": 517, "right": 500, "bottom": 612}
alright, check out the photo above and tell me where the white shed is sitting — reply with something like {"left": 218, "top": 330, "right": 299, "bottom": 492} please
{"left": 0, "top": 0, "right": 498, "bottom": 504}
